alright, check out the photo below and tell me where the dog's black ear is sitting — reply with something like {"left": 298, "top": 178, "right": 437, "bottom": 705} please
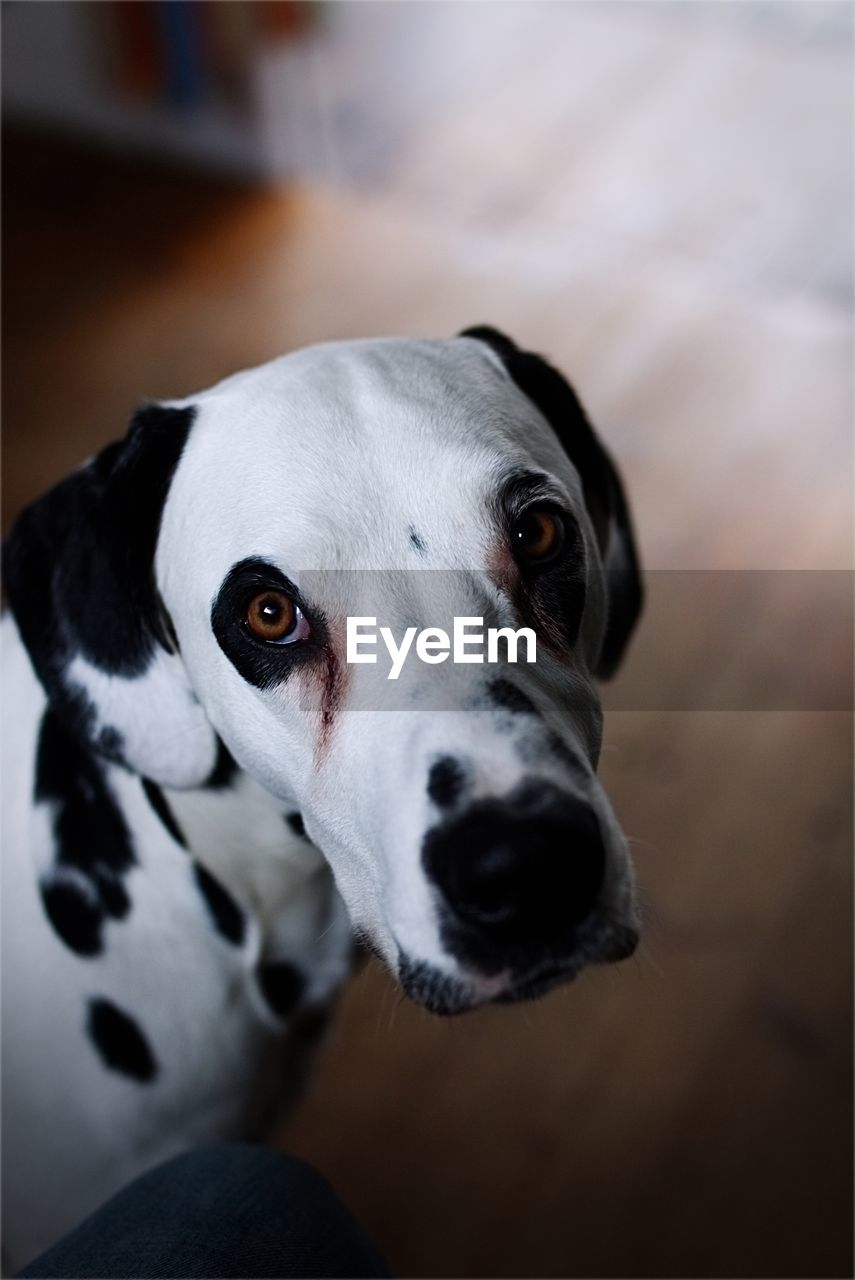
{"left": 461, "top": 326, "right": 642, "bottom": 678}
{"left": 2, "top": 403, "right": 219, "bottom": 786}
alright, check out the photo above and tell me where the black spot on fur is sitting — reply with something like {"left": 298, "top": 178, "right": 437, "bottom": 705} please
{"left": 193, "top": 863, "right": 246, "bottom": 946}
{"left": 487, "top": 677, "right": 538, "bottom": 716}
{"left": 141, "top": 778, "right": 187, "bottom": 849}
{"left": 427, "top": 757, "right": 466, "bottom": 808}
{"left": 95, "top": 875, "right": 129, "bottom": 917}
{"left": 49, "top": 683, "right": 126, "bottom": 769}
{"left": 204, "top": 737, "right": 239, "bottom": 789}
{"left": 257, "top": 961, "right": 306, "bottom": 1019}
{"left": 40, "top": 881, "right": 104, "bottom": 957}
{"left": 96, "top": 724, "right": 124, "bottom": 760}
{"left": 87, "top": 997, "right": 157, "bottom": 1082}
{"left": 408, "top": 526, "right": 427, "bottom": 555}
{"left": 35, "top": 710, "right": 135, "bottom": 955}
{"left": 286, "top": 811, "right": 306, "bottom": 838}
{"left": 2, "top": 405, "right": 196, "bottom": 756}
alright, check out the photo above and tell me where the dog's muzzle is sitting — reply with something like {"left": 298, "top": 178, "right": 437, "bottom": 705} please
{"left": 408, "top": 779, "right": 638, "bottom": 1013}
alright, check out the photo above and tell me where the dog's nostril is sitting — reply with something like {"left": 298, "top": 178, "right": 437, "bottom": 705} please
{"left": 423, "top": 788, "right": 606, "bottom": 942}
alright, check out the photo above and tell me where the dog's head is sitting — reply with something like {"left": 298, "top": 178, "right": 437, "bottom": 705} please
{"left": 4, "top": 330, "right": 642, "bottom": 1013}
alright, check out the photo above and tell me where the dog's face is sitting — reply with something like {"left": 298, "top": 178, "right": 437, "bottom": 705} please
{"left": 5, "top": 330, "right": 642, "bottom": 1013}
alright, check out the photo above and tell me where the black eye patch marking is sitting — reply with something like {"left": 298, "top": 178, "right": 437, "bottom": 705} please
{"left": 204, "top": 737, "right": 239, "bottom": 790}
{"left": 427, "top": 757, "right": 466, "bottom": 809}
{"left": 35, "top": 710, "right": 136, "bottom": 957}
{"left": 192, "top": 863, "right": 246, "bottom": 946}
{"left": 487, "top": 677, "right": 539, "bottom": 717}
{"left": 285, "top": 812, "right": 306, "bottom": 838}
{"left": 87, "top": 997, "right": 158, "bottom": 1083}
{"left": 211, "top": 558, "right": 330, "bottom": 691}
{"left": 141, "top": 778, "right": 187, "bottom": 850}
{"left": 408, "top": 526, "right": 427, "bottom": 555}
{"left": 257, "top": 960, "right": 306, "bottom": 1020}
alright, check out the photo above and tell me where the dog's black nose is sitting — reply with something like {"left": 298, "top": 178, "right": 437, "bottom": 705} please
{"left": 422, "top": 781, "right": 605, "bottom": 953}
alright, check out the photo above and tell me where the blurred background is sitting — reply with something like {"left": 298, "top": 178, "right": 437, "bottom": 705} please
{"left": 2, "top": 2, "right": 852, "bottom": 1276}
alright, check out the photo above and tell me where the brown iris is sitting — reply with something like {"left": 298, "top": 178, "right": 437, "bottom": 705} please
{"left": 245, "top": 590, "right": 297, "bottom": 642}
{"left": 512, "top": 507, "right": 565, "bottom": 564}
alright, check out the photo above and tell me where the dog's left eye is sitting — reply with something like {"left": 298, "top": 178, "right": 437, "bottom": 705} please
{"left": 512, "top": 507, "right": 566, "bottom": 566}
{"left": 244, "top": 591, "right": 308, "bottom": 644}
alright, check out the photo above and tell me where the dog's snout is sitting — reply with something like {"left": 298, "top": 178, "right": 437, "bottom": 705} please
{"left": 422, "top": 782, "right": 605, "bottom": 948}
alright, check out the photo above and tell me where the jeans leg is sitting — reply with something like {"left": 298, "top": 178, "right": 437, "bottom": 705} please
{"left": 17, "top": 1144, "right": 390, "bottom": 1279}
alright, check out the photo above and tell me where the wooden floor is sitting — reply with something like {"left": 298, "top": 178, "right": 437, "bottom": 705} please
{"left": 2, "top": 4, "right": 852, "bottom": 1277}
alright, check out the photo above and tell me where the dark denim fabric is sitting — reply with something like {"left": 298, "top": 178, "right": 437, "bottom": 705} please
{"left": 17, "top": 1144, "right": 390, "bottom": 1279}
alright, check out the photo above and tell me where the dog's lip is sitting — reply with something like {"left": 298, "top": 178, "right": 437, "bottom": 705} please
{"left": 489, "top": 924, "right": 639, "bottom": 1001}
{"left": 398, "top": 955, "right": 581, "bottom": 1016}
{"left": 397, "top": 922, "right": 638, "bottom": 1016}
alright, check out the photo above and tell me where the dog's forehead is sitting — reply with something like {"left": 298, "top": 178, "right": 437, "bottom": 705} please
{"left": 199, "top": 335, "right": 499, "bottom": 405}
{"left": 159, "top": 338, "right": 579, "bottom": 589}
{"left": 193, "top": 336, "right": 557, "bottom": 456}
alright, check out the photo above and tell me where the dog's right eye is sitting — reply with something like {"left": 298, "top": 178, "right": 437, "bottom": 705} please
{"left": 245, "top": 591, "right": 307, "bottom": 644}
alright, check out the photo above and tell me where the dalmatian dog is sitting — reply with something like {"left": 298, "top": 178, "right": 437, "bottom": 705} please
{"left": 1, "top": 327, "right": 642, "bottom": 1268}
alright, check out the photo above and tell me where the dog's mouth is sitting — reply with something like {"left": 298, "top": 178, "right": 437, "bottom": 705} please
{"left": 397, "top": 954, "right": 583, "bottom": 1016}
{"left": 397, "top": 924, "right": 638, "bottom": 1016}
